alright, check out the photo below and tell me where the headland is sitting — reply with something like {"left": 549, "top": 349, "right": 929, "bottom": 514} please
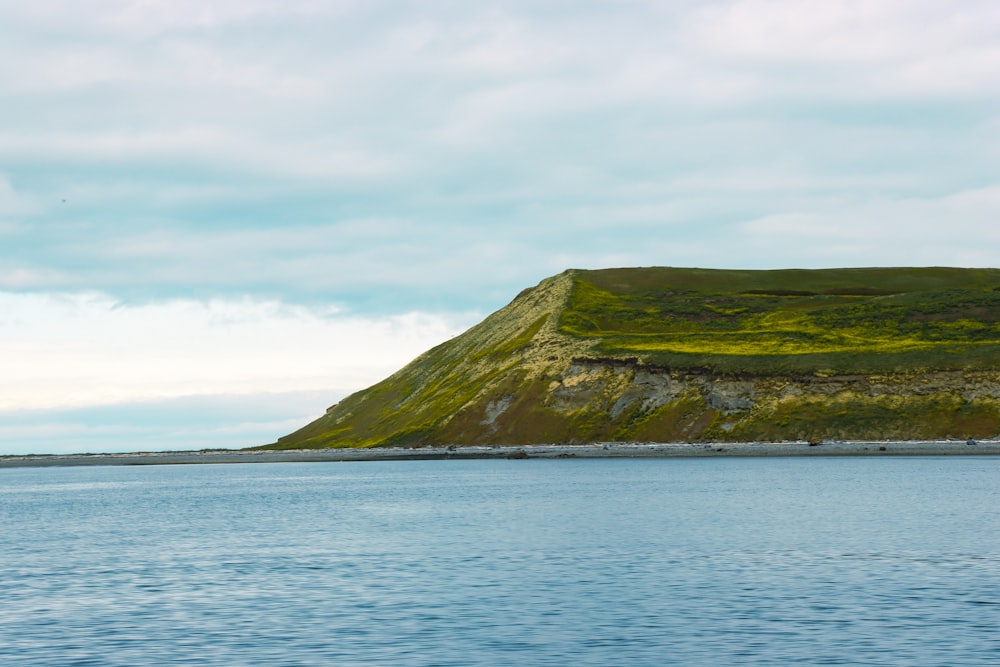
{"left": 269, "top": 267, "right": 1000, "bottom": 450}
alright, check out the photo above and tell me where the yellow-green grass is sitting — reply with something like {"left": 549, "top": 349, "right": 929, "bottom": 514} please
{"left": 560, "top": 267, "right": 1000, "bottom": 373}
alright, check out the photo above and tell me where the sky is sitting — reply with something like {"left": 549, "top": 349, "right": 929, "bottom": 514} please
{"left": 1, "top": 0, "right": 998, "bottom": 454}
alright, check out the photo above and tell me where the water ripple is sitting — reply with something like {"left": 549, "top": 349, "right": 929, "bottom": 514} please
{"left": 1, "top": 458, "right": 997, "bottom": 665}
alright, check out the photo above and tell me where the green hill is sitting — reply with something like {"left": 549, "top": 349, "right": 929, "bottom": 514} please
{"left": 264, "top": 267, "right": 1000, "bottom": 449}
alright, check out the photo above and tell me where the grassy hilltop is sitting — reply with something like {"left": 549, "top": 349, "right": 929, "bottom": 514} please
{"left": 265, "top": 267, "right": 1000, "bottom": 449}
{"left": 562, "top": 267, "right": 1000, "bottom": 374}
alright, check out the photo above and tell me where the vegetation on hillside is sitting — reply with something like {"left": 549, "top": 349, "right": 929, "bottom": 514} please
{"left": 263, "top": 267, "right": 1000, "bottom": 449}
{"left": 560, "top": 267, "right": 1000, "bottom": 374}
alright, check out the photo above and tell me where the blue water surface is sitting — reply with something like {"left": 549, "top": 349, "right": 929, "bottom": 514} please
{"left": 1, "top": 457, "right": 997, "bottom": 666}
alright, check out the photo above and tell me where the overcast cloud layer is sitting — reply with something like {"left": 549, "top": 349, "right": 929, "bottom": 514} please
{"left": 0, "top": 292, "right": 470, "bottom": 453}
{"left": 1, "top": 1, "right": 998, "bottom": 453}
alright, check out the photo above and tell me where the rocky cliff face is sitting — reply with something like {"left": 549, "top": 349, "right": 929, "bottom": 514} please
{"left": 531, "top": 359, "right": 1000, "bottom": 443}
{"left": 267, "top": 268, "right": 1000, "bottom": 449}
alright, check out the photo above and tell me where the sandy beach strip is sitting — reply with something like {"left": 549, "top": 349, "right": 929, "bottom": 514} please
{"left": 1, "top": 440, "right": 999, "bottom": 467}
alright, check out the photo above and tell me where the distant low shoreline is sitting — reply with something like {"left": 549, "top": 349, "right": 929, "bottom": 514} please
{"left": 2, "top": 441, "right": 998, "bottom": 467}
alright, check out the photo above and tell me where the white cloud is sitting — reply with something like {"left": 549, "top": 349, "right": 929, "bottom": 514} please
{"left": 0, "top": 291, "right": 477, "bottom": 411}
{"left": 0, "top": 388, "right": 342, "bottom": 454}
{"left": 740, "top": 185, "right": 1000, "bottom": 266}
{"left": 0, "top": 175, "right": 40, "bottom": 218}
{"left": 0, "top": 129, "right": 404, "bottom": 184}
{"left": 685, "top": 0, "right": 1000, "bottom": 98}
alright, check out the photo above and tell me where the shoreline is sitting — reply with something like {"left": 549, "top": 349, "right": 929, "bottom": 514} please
{"left": 1, "top": 440, "right": 999, "bottom": 467}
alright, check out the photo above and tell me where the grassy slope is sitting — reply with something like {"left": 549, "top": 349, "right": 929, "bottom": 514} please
{"left": 264, "top": 271, "right": 593, "bottom": 449}
{"left": 562, "top": 267, "right": 1000, "bottom": 374}
{"left": 265, "top": 267, "right": 1000, "bottom": 449}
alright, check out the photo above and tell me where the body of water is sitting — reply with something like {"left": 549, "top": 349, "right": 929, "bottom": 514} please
{"left": 1, "top": 457, "right": 997, "bottom": 665}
